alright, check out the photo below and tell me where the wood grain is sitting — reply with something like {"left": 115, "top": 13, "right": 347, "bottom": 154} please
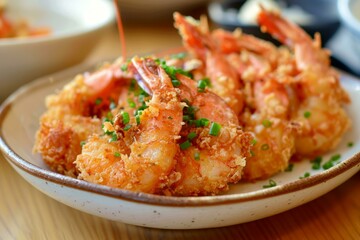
{"left": 1, "top": 16, "right": 360, "bottom": 240}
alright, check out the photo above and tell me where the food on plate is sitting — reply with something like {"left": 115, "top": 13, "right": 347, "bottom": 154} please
{"left": 0, "top": 6, "right": 50, "bottom": 39}
{"left": 34, "top": 8, "right": 351, "bottom": 196}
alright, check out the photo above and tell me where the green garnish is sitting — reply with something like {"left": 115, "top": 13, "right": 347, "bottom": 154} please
{"left": 180, "top": 140, "right": 191, "bottom": 150}
{"left": 194, "top": 118, "right": 210, "bottom": 127}
{"left": 347, "top": 142, "right": 354, "bottom": 147}
{"left": 261, "top": 143, "right": 270, "bottom": 151}
{"left": 187, "top": 132, "right": 197, "bottom": 141}
{"left": 171, "top": 79, "right": 181, "bottom": 87}
{"left": 114, "top": 152, "right": 121, "bottom": 157}
{"left": 194, "top": 151, "right": 200, "bottom": 160}
{"left": 311, "top": 156, "right": 322, "bottom": 170}
{"left": 209, "top": 122, "right": 221, "bottom": 136}
{"left": 127, "top": 98, "right": 136, "bottom": 108}
{"left": 197, "top": 78, "right": 211, "bottom": 92}
{"left": 108, "top": 132, "right": 118, "bottom": 142}
{"left": 285, "top": 163, "right": 294, "bottom": 172}
{"left": 95, "top": 98, "right": 102, "bottom": 105}
{"left": 122, "top": 112, "right": 130, "bottom": 124}
{"left": 322, "top": 154, "right": 341, "bottom": 170}
{"left": 121, "top": 64, "right": 128, "bottom": 72}
{"left": 263, "top": 179, "right": 277, "bottom": 188}
{"left": 123, "top": 124, "right": 132, "bottom": 131}
{"left": 251, "top": 139, "right": 258, "bottom": 145}
{"left": 304, "top": 111, "right": 311, "bottom": 118}
{"left": 80, "top": 141, "right": 86, "bottom": 147}
{"left": 262, "top": 119, "right": 272, "bottom": 128}
{"left": 250, "top": 150, "right": 255, "bottom": 157}
{"left": 300, "top": 172, "right": 310, "bottom": 179}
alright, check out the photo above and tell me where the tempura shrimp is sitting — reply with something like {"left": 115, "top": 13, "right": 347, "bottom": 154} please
{"left": 75, "top": 57, "right": 183, "bottom": 193}
{"left": 164, "top": 73, "right": 252, "bottom": 196}
{"left": 174, "top": 12, "right": 244, "bottom": 115}
{"left": 34, "top": 59, "right": 132, "bottom": 176}
{"left": 258, "top": 9, "right": 351, "bottom": 157}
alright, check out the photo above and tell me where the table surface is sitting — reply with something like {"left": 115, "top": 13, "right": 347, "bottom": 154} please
{"left": 1, "top": 13, "right": 360, "bottom": 240}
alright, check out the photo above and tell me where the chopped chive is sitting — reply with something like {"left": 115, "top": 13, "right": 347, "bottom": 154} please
{"left": 129, "top": 79, "right": 136, "bottom": 92}
{"left": 330, "top": 154, "right": 341, "bottom": 162}
{"left": 114, "top": 152, "right": 121, "bottom": 157}
{"left": 250, "top": 150, "right": 255, "bottom": 157}
{"left": 95, "top": 98, "right": 102, "bottom": 105}
{"left": 171, "top": 79, "right": 181, "bottom": 87}
{"left": 322, "top": 154, "right": 341, "bottom": 170}
{"left": 122, "top": 112, "right": 130, "bottom": 124}
{"left": 263, "top": 179, "right": 277, "bottom": 188}
{"left": 347, "top": 142, "right": 354, "bottom": 147}
{"left": 300, "top": 172, "right": 310, "bottom": 179}
{"left": 285, "top": 163, "right": 294, "bottom": 172}
{"left": 109, "top": 132, "right": 118, "bottom": 142}
{"left": 135, "top": 115, "right": 141, "bottom": 125}
{"left": 304, "top": 111, "right": 311, "bottom": 118}
{"left": 199, "top": 118, "right": 210, "bottom": 127}
{"left": 180, "top": 140, "right": 191, "bottom": 150}
{"left": 197, "top": 78, "right": 210, "bottom": 92}
{"left": 127, "top": 98, "right": 136, "bottom": 108}
{"left": 123, "top": 124, "right": 132, "bottom": 131}
{"left": 187, "top": 132, "right": 197, "bottom": 140}
{"left": 311, "top": 156, "right": 322, "bottom": 170}
{"left": 262, "top": 119, "right": 272, "bottom": 128}
{"left": 80, "top": 141, "right": 86, "bottom": 147}
{"left": 183, "top": 115, "right": 190, "bottom": 122}
{"left": 209, "top": 122, "right": 221, "bottom": 136}
{"left": 251, "top": 139, "right": 257, "bottom": 145}
{"left": 261, "top": 143, "right": 270, "bottom": 151}
{"left": 121, "top": 64, "right": 128, "bottom": 71}
{"left": 194, "top": 151, "right": 200, "bottom": 160}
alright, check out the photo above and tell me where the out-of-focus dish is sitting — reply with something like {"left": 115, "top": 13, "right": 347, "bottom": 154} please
{"left": 0, "top": 3, "right": 51, "bottom": 39}
{"left": 0, "top": 0, "right": 115, "bottom": 102}
{"left": 208, "top": 0, "right": 340, "bottom": 45}
{"left": 0, "top": 65, "right": 359, "bottom": 228}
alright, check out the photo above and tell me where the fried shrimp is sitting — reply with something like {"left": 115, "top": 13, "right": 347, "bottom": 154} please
{"left": 258, "top": 8, "right": 351, "bottom": 157}
{"left": 164, "top": 74, "right": 252, "bottom": 196}
{"left": 75, "top": 57, "right": 183, "bottom": 193}
{"left": 174, "top": 12, "right": 244, "bottom": 115}
{"left": 34, "top": 59, "right": 132, "bottom": 176}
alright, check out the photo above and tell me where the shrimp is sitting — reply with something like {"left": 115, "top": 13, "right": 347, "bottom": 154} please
{"left": 258, "top": 8, "right": 351, "bottom": 157}
{"left": 240, "top": 77, "right": 298, "bottom": 180}
{"left": 164, "top": 73, "right": 252, "bottom": 196}
{"left": 75, "top": 57, "right": 183, "bottom": 193}
{"left": 34, "top": 59, "right": 133, "bottom": 176}
{"left": 173, "top": 12, "right": 244, "bottom": 115}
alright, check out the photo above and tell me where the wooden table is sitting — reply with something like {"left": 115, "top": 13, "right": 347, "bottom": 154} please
{"left": 1, "top": 15, "right": 360, "bottom": 240}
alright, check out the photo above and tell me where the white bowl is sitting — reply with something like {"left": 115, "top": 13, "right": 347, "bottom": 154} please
{"left": 0, "top": 0, "right": 115, "bottom": 102}
{"left": 338, "top": 0, "right": 360, "bottom": 61}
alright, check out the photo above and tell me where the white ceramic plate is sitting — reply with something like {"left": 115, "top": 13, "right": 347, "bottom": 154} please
{"left": 0, "top": 64, "right": 359, "bottom": 229}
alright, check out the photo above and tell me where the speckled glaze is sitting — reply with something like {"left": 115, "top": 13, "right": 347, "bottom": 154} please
{"left": 0, "top": 64, "right": 359, "bottom": 229}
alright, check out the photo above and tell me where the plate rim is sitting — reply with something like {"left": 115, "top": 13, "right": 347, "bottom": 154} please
{"left": 1, "top": 62, "right": 359, "bottom": 207}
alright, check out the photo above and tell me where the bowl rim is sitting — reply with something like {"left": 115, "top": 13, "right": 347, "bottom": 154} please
{"left": 338, "top": 0, "right": 360, "bottom": 36}
{"left": 0, "top": 0, "right": 115, "bottom": 46}
{"left": 0, "top": 63, "right": 359, "bottom": 207}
